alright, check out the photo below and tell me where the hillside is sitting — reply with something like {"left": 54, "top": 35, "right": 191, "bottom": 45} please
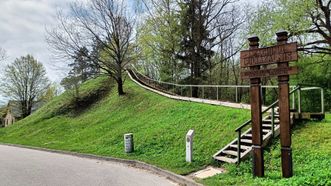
{"left": 0, "top": 77, "right": 250, "bottom": 174}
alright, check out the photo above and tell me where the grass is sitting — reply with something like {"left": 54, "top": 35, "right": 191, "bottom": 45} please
{"left": 202, "top": 114, "right": 331, "bottom": 186}
{"left": 0, "top": 77, "right": 250, "bottom": 175}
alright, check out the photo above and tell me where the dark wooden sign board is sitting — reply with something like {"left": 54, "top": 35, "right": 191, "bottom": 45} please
{"left": 240, "top": 42, "right": 298, "bottom": 67}
{"left": 241, "top": 66, "right": 298, "bottom": 79}
{"left": 240, "top": 31, "right": 297, "bottom": 178}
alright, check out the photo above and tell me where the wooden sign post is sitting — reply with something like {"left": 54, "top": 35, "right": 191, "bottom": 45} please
{"left": 276, "top": 31, "right": 293, "bottom": 178}
{"left": 240, "top": 31, "right": 297, "bottom": 178}
{"left": 247, "top": 36, "right": 264, "bottom": 177}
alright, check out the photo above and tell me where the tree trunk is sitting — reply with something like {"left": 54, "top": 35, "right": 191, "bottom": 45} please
{"left": 27, "top": 100, "right": 33, "bottom": 116}
{"left": 117, "top": 77, "right": 125, "bottom": 96}
{"left": 21, "top": 101, "right": 29, "bottom": 118}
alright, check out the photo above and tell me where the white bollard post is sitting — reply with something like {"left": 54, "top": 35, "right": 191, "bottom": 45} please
{"left": 186, "top": 129, "right": 195, "bottom": 162}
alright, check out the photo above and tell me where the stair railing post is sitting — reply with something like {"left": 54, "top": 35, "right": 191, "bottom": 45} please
{"left": 298, "top": 87, "right": 302, "bottom": 114}
{"left": 202, "top": 86, "right": 205, "bottom": 99}
{"left": 292, "top": 88, "right": 295, "bottom": 110}
{"left": 237, "top": 130, "right": 241, "bottom": 164}
{"left": 321, "top": 88, "right": 325, "bottom": 114}
{"left": 271, "top": 106, "right": 275, "bottom": 138}
{"left": 236, "top": 87, "right": 239, "bottom": 103}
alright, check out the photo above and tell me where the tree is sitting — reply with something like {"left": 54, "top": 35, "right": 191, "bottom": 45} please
{"left": 138, "top": 0, "right": 244, "bottom": 98}
{"left": 177, "top": 0, "right": 243, "bottom": 97}
{"left": 1, "top": 55, "right": 50, "bottom": 117}
{"left": 137, "top": 0, "right": 183, "bottom": 82}
{"left": 47, "top": 0, "right": 135, "bottom": 96}
{"left": 251, "top": 0, "right": 331, "bottom": 55}
{"left": 69, "top": 47, "right": 100, "bottom": 82}
{"left": 40, "top": 83, "right": 62, "bottom": 103}
{"left": 0, "top": 47, "right": 7, "bottom": 61}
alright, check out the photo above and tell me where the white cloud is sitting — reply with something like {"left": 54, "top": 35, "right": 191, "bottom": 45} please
{"left": 0, "top": 0, "right": 75, "bottom": 75}
{"left": 0, "top": 0, "right": 75, "bottom": 103}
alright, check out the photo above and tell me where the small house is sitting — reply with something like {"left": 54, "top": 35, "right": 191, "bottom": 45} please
{"left": 1, "top": 101, "right": 22, "bottom": 127}
{"left": 1, "top": 100, "right": 44, "bottom": 127}
{"left": 4, "top": 110, "right": 15, "bottom": 127}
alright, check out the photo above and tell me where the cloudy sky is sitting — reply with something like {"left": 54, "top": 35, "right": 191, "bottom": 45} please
{"left": 0, "top": 0, "right": 260, "bottom": 105}
{"left": 0, "top": 0, "right": 74, "bottom": 77}
{"left": 0, "top": 0, "right": 76, "bottom": 105}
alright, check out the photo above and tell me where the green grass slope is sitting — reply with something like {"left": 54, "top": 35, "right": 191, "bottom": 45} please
{"left": 203, "top": 114, "right": 331, "bottom": 186}
{"left": 0, "top": 77, "right": 250, "bottom": 174}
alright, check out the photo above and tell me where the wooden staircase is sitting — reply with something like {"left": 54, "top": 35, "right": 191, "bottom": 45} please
{"left": 213, "top": 86, "right": 303, "bottom": 164}
{"left": 213, "top": 110, "right": 283, "bottom": 164}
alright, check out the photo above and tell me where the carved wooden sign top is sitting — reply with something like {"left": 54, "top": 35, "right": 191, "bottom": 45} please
{"left": 240, "top": 42, "right": 298, "bottom": 68}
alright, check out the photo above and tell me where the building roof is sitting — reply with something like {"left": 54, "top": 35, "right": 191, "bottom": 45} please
{"left": 7, "top": 101, "right": 22, "bottom": 118}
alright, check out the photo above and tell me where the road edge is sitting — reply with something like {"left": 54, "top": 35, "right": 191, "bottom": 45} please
{"left": 0, "top": 143, "right": 202, "bottom": 186}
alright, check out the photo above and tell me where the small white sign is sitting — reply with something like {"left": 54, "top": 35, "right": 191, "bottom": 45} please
{"left": 186, "top": 129, "right": 195, "bottom": 162}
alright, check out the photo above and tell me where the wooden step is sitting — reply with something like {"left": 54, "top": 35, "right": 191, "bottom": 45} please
{"left": 230, "top": 144, "right": 251, "bottom": 150}
{"left": 240, "top": 139, "right": 252, "bottom": 144}
{"left": 262, "top": 124, "right": 272, "bottom": 128}
{"left": 223, "top": 150, "right": 239, "bottom": 156}
{"left": 245, "top": 133, "right": 268, "bottom": 138}
{"left": 244, "top": 133, "right": 252, "bottom": 138}
{"left": 263, "top": 119, "right": 280, "bottom": 124}
{"left": 214, "top": 156, "right": 237, "bottom": 163}
{"left": 262, "top": 129, "right": 270, "bottom": 133}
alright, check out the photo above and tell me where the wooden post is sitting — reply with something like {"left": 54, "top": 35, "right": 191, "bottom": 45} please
{"left": 237, "top": 130, "right": 241, "bottom": 164}
{"left": 248, "top": 36, "right": 264, "bottom": 177}
{"left": 271, "top": 106, "right": 275, "bottom": 138}
{"left": 321, "top": 88, "right": 325, "bottom": 114}
{"left": 292, "top": 89, "right": 295, "bottom": 110}
{"left": 276, "top": 31, "right": 293, "bottom": 178}
{"left": 298, "top": 87, "right": 302, "bottom": 114}
{"left": 235, "top": 87, "right": 238, "bottom": 103}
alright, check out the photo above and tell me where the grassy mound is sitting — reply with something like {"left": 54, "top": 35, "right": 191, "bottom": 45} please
{"left": 203, "top": 114, "right": 331, "bottom": 186}
{"left": 0, "top": 77, "right": 250, "bottom": 174}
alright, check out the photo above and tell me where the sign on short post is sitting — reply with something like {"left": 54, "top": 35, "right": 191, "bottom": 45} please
{"left": 186, "top": 129, "right": 194, "bottom": 162}
{"left": 124, "top": 133, "right": 134, "bottom": 153}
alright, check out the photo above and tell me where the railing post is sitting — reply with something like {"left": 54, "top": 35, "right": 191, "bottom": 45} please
{"left": 237, "top": 130, "right": 241, "bottom": 164}
{"left": 181, "top": 86, "right": 183, "bottom": 97}
{"left": 191, "top": 86, "right": 193, "bottom": 98}
{"left": 292, "top": 88, "right": 295, "bottom": 110}
{"left": 217, "top": 87, "right": 219, "bottom": 100}
{"left": 202, "top": 87, "right": 205, "bottom": 99}
{"left": 271, "top": 106, "right": 275, "bottom": 138}
{"left": 298, "top": 87, "right": 302, "bottom": 114}
{"left": 236, "top": 87, "right": 238, "bottom": 103}
{"left": 321, "top": 88, "right": 325, "bottom": 114}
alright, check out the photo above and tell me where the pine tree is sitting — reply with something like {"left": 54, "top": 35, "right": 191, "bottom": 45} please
{"left": 177, "top": 0, "right": 215, "bottom": 97}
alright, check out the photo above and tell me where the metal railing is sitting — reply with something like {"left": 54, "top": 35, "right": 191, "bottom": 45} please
{"left": 130, "top": 66, "right": 297, "bottom": 105}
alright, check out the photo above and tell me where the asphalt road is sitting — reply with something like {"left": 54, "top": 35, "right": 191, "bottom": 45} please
{"left": 0, "top": 145, "right": 177, "bottom": 186}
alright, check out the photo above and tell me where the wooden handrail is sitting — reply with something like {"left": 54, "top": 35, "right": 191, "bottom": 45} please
{"left": 235, "top": 85, "right": 301, "bottom": 132}
{"left": 235, "top": 85, "right": 301, "bottom": 163}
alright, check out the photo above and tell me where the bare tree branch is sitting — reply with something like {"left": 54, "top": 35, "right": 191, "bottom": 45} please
{"left": 46, "top": 0, "right": 135, "bottom": 96}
